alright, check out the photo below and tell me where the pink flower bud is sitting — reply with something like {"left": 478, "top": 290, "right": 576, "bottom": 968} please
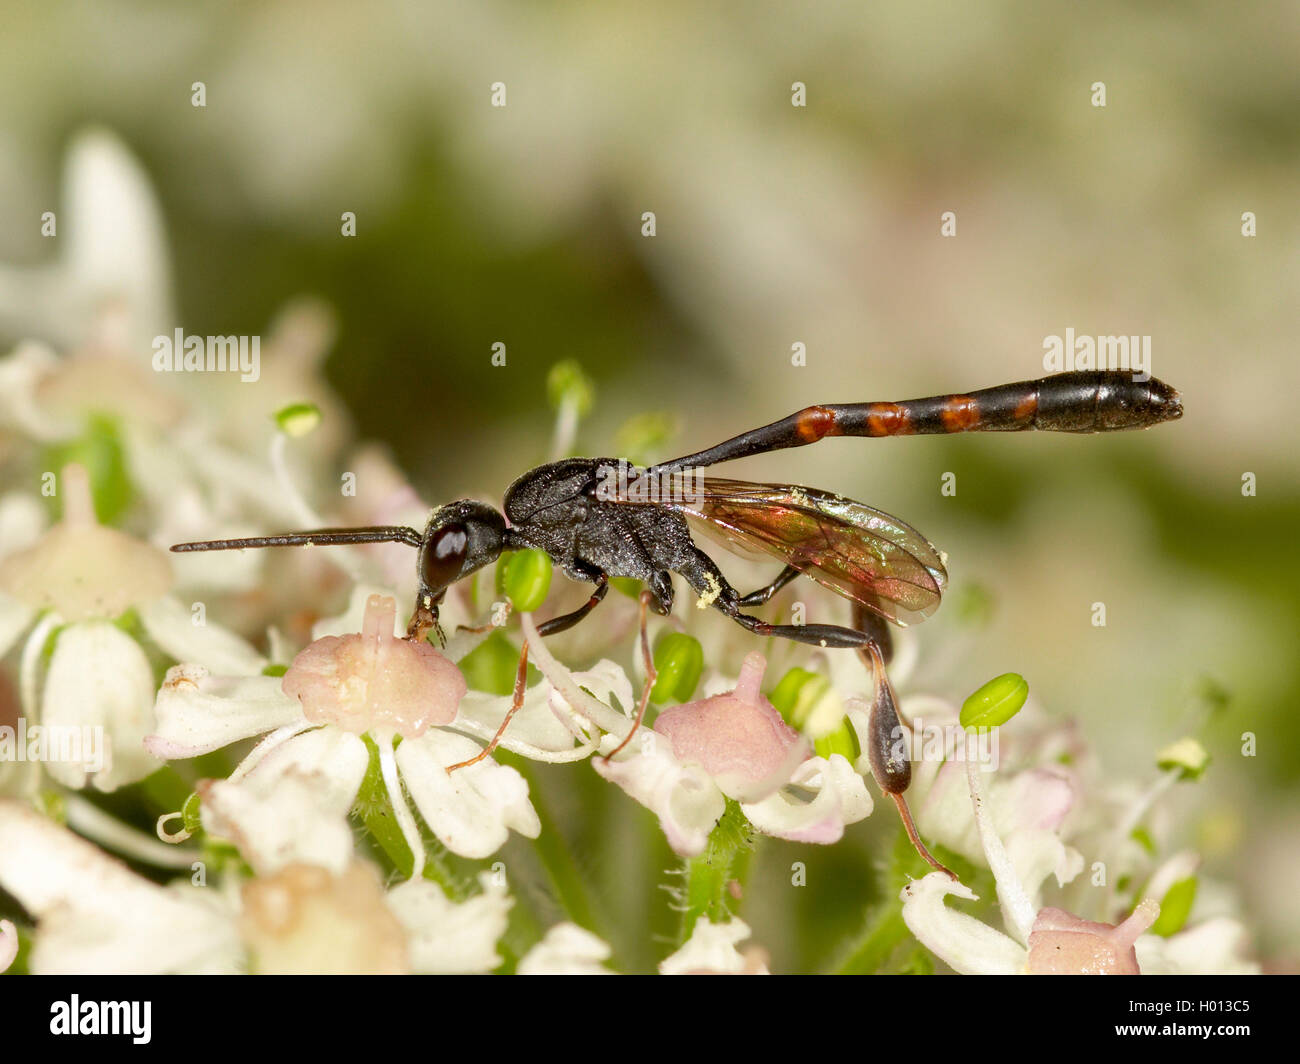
{"left": 1027, "top": 899, "right": 1160, "bottom": 975}
{"left": 282, "top": 595, "right": 465, "bottom": 738}
{"left": 654, "top": 652, "right": 805, "bottom": 794}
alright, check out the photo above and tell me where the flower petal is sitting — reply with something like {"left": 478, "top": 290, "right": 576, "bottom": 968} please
{"left": 199, "top": 727, "right": 368, "bottom": 874}
{"left": 147, "top": 664, "right": 302, "bottom": 759}
{"left": 395, "top": 729, "right": 540, "bottom": 859}
{"left": 453, "top": 658, "right": 631, "bottom": 756}
{"left": 660, "top": 917, "right": 769, "bottom": 975}
{"left": 742, "top": 754, "right": 873, "bottom": 844}
{"left": 0, "top": 591, "right": 34, "bottom": 660}
{"left": 518, "top": 923, "right": 614, "bottom": 975}
{"left": 594, "top": 730, "right": 726, "bottom": 856}
{"left": 1134, "top": 917, "right": 1260, "bottom": 975}
{"left": 386, "top": 872, "right": 512, "bottom": 974}
{"left": 0, "top": 919, "right": 16, "bottom": 973}
{"left": 0, "top": 800, "right": 240, "bottom": 974}
{"left": 900, "top": 871, "right": 1027, "bottom": 975}
{"left": 42, "top": 620, "right": 157, "bottom": 791}
{"left": 138, "top": 596, "right": 266, "bottom": 674}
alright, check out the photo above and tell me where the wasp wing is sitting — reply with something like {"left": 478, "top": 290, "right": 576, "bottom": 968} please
{"left": 609, "top": 473, "right": 947, "bottom": 626}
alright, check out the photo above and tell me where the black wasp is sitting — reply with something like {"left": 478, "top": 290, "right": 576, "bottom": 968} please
{"left": 175, "top": 369, "right": 1182, "bottom": 873}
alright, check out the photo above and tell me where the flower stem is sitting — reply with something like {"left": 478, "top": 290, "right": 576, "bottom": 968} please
{"left": 677, "top": 800, "right": 754, "bottom": 944}
{"left": 833, "top": 905, "right": 911, "bottom": 974}
{"left": 512, "top": 760, "right": 609, "bottom": 942}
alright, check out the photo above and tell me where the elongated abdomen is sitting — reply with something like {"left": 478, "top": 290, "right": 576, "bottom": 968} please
{"left": 854, "top": 370, "right": 1183, "bottom": 435}
{"left": 656, "top": 370, "right": 1183, "bottom": 471}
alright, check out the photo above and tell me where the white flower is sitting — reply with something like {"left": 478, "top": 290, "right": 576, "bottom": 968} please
{"left": 147, "top": 591, "right": 541, "bottom": 874}
{"left": 0, "top": 800, "right": 512, "bottom": 974}
{"left": 896, "top": 721, "right": 1255, "bottom": 975}
{"left": 594, "top": 652, "right": 872, "bottom": 856}
{"left": 880, "top": 693, "right": 1085, "bottom": 902}
{"left": 0, "top": 800, "right": 241, "bottom": 974}
{"left": 517, "top": 923, "right": 614, "bottom": 975}
{"left": 0, "top": 919, "right": 18, "bottom": 974}
{"left": 898, "top": 722, "right": 1157, "bottom": 975}
{"left": 901, "top": 871, "right": 1158, "bottom": 975}
{"left": 0, "top": 128, "right": 172, "bottom": 351}
{"left": 0, "top": 465, "right": 263, "bottom": 792}
{"left": 660, "top": 917, "right": 769, "bottom": 975}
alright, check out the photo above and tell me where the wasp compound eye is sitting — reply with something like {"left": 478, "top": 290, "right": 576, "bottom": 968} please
{"left": 421, "top": 522, "right": 469, "bottom": 591}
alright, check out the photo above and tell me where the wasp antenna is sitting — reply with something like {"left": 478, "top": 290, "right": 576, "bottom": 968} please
{"left": 170, "top": 526, "right": 423, "bottom": 552}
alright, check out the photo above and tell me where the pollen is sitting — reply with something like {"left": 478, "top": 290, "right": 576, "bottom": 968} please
{"left": 695, "top": 571, "right": 722, "bottom": 609}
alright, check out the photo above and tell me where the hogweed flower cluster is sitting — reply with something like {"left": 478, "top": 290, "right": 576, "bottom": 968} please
{"left": 0, "top": 134, "right": 1258, "bottom": 973}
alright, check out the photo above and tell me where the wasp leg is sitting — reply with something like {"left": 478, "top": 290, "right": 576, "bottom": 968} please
{"left": 536, "top": 566, "right": 609, "bottom": 636}
{"left": 446, "top": 640, "right": 532, "bottom": 773}
{"left": 603, "top": 590, "right": 657, "bottom": 762}
{"left": 736, "top": 564, "right": 801, "bottom": 607}
{"left": 852, "top": 598, "right": 894, "bottom": 665}
{"left": 730, "top": 612, "right": 876, "bottom": 649}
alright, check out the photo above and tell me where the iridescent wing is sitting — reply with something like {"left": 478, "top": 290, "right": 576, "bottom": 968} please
{"left": 611, "top": 473, "right": 948, "bottom": 626}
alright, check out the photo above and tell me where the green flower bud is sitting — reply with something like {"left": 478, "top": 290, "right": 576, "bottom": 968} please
{"left": 1130, "top": 826, "right": 1157, "bottom": 855}
{"left": 546, "top": 360, "right": 594, "bottom": 416}
{"left": 1156, "top": 737, "right": 1210, "bottom": 781}
{"left": 769, "top": 667, "right": 821, "bottom": 728}
{"left": 608, "top": 576, "right": 642, "bottom": 600}
{"left": 769, "top": 667, "right": 860, "bottom": 759}
{"left": 814, "top": 720, "right": 861, "bottom": 762}
{"left": 650, "top": 632, "right": 704, "bottom": 703}
{"left": 498, "top": 549, "right": 552, "bottom": 612}
{"left": 181, "top": 791, "right": 203, "bottom": 835}
{"left": 274, "top": 401, "right": 322, "bottom": 437}
{"left": 1151, "top": 877, "right": 1197, "bottom": 937}
{"left": 960, "top": 672, "right": 1028, "bottom": 730}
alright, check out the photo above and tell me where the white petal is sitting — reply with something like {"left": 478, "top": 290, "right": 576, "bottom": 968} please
{"left": 1005, "top": 829, "right": 1084, "bottom": 906}
{"left": 1134, "top": 918, "right": 1260, "bottom": 975}
{"left": 593, "top": 731, "right": 725, "bottom": 857}
{"left": 147, "top": 664, "right": 302, "bottom": 759}
{"left": 455, "top": 688, "right": 579, "bottom": 754}
{"left": 0, "top": 342, "right": 66, "bottom": 440}
{"left": 138, "top": 596, "right": 266, "bottom": 674}
{"left": 200, "top": 727, "right": 367, "bottom": 875}
{"left": 660, "top": 917, "right": 768, "bottom": 975}
{"left": 395, "top": 730, "right": 540, "bottom": 859}
{"left": 34, "top": 885, "right": 241, "bottom": 975}
{"left": 0, "top": 591, "right": 34, "bottom": 659}
{"left": 0, "top": 492, "right": 46, "bottom": 558}
{"left": 452, "top": 658, "right": 631, "bottom": 756}
{"left": 742, "top": 754, "right": 873, "bottom": 844}
{"left": 41, "top": 621, "right": 157, "bottom": 791}
{"left": 62, "top": 128, "right": 173, "bottom": 342}
{"left": 0, "top": 801, "right": 240, "bottom": 974}
{"left": 386, "top": 872, "right": 512, "bottom": 974}
{"left": 0, "top": 919, "right": 16, "bottom": 973}
{"left": 899, "top": 872, "right": 1027, "bottom": 975}
{"left": 517, "top": 923, "right": 614, "bottom": 975}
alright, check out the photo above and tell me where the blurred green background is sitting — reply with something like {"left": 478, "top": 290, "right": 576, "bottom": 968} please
{"left": 1, "top": 0, "right": 1297, "bottom": 968}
